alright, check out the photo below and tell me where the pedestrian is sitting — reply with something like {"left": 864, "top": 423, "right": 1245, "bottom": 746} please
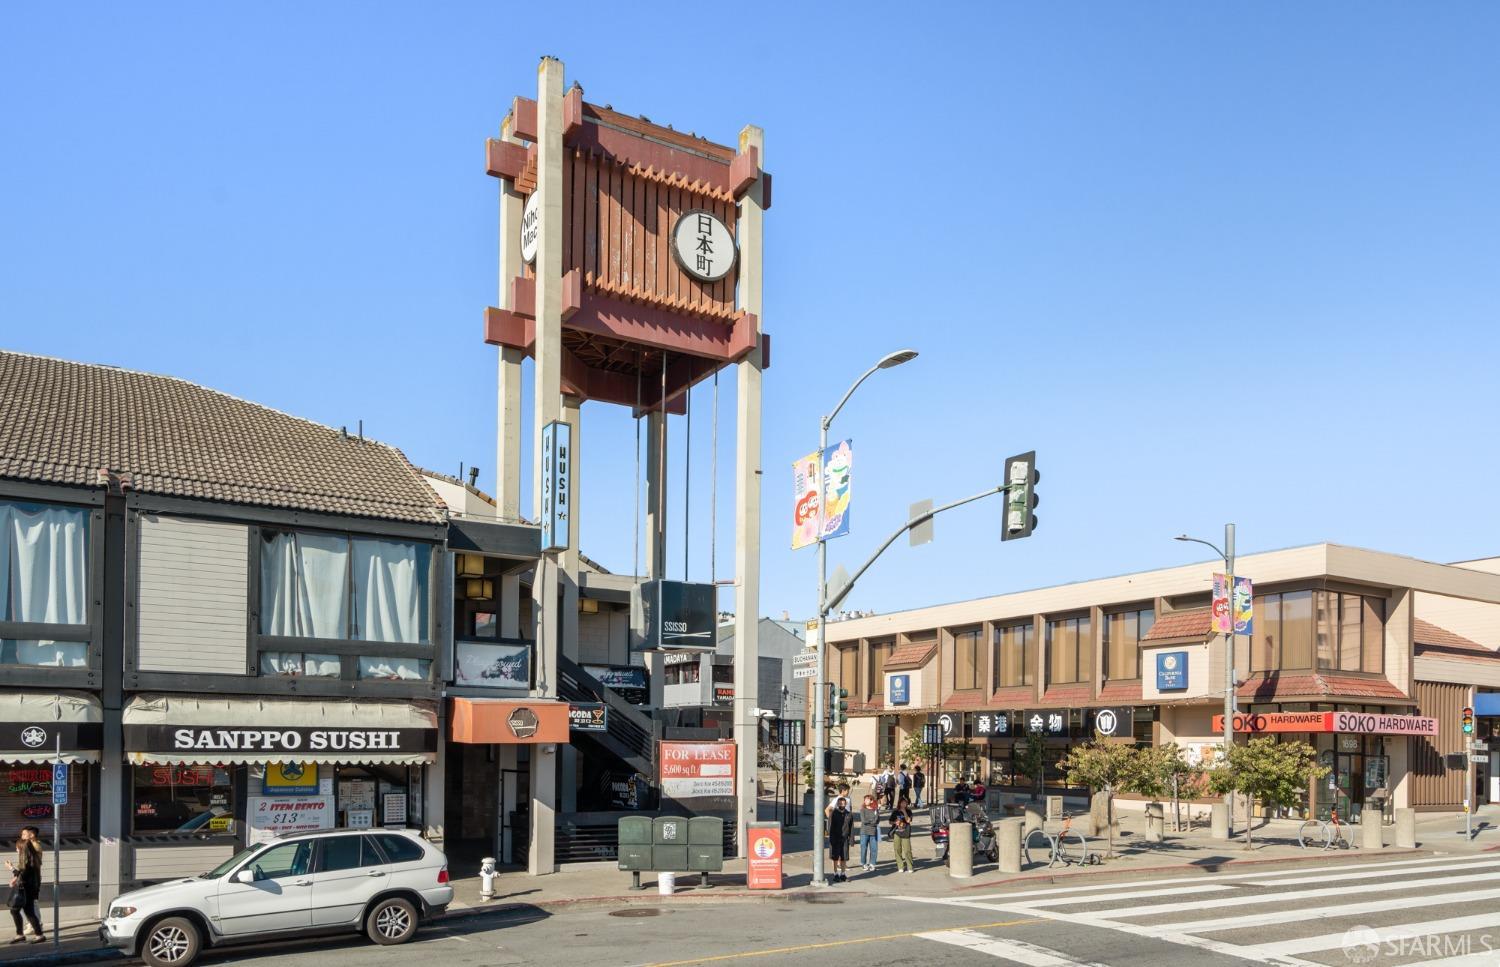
{"left": 824, "top": 782, "right": 852, "bottom": 820}
{"left": 898, "top": 763, "right": 912, "bottom": 804}
{"left": 858, "top": 795, "right": 881, "bottom": 873}
{"left": 891, "top": 810, "right": 914, "bottom": 873}
{"left": 913, "top": 764, "right": 926, "bottom": 809}
{"left": 882, "top": 764, "right": 897, "bottom": 809}
{"left": 7, "top": 826, "right": 45, "bottom": 944}
{"left": 828, "top": 797, "right": 854, "bottom": 882}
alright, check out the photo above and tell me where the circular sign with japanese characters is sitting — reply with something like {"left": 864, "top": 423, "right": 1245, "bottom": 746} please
{"left": 1095, "top": 708, "right": 1119, "bottom": 737}
{"left": 671, "top": 209, "right": 736, "bottom": 282}
{"left": 520, "top": 191, "right": 541, "bottom": 265}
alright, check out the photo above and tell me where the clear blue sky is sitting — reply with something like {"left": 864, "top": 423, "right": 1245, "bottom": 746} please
{"left": 5, "top": 3, "right": 1499, "bottom": 622}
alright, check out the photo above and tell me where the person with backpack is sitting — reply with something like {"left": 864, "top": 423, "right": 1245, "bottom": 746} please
{"left": 827, "top": 797, "right": 855, "bottom": 883}
{"left": 912, "top": 764, "right": 927, "bottom": 808}
{"left": 7, "top": 827, "right": 45, "bottom": 945}
{"left": 898, "top": 763, "right": 912, "bottom": 803}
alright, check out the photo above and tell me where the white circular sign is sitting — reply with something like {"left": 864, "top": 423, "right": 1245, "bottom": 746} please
{"left": 937, "top": 714, "right": 955, "bottom": 737}
{"left": 1162, "top": 655, "right": 1178, "bottom": 670}
{"left": 520, "top": 191, "right": 541, "bottom": 265}
{"left": 671, "top": 209, "right": 736, "bottom": 282}
{"left": 20, "top": 726, "right": 46, "bottom": 749}
{"left": 1095, "top": 709, "right": 1119, "bottom": 737}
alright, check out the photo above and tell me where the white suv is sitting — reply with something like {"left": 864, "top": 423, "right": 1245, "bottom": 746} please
{"left": 99, "top": 828, "right": 453, "bottom": 967}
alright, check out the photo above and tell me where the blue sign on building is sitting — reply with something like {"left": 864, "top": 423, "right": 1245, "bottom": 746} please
{"left": 889, "top": 674, "right": 910, "bottom": 706}
{"left": 1156, "top": 651, "right": 1189, "bottom": 691}
{"left": 52, "top": 763, "right": 68, "bottom": 806}
{"left": 540, "top": 420, "right": 572, "bottom": 553}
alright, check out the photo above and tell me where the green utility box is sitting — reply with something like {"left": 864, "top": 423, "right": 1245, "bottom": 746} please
{"left": 617, "top": 815, "right": 725, "bottom": 884}
{"left": 652, "top": 816, "right": 686, "bottom": 846}
{"left": 617, "top": 816, "right": 653, "bottom": 871}
{"left": 686, "top": 817, "right": 725, "bottom": 872}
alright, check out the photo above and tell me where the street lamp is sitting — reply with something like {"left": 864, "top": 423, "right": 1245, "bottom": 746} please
{"left": 812, "top": 349, "right": 917, "bottom": 887}
{"left": 1174, "top": 524, "right": 1238, "bottom": 838}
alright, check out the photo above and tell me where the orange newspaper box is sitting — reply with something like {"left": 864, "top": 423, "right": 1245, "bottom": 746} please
{"left": 746, "top": 822, "right": 783, "bottom": 890}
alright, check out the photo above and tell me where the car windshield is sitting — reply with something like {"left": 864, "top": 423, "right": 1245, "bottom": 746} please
{"left": 201, "top": 846, "right": 261, "bottom": 879}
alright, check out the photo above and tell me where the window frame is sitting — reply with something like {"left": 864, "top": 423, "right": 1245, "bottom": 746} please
{"left": 0, "top": 488, "right": 105, "bottom": 687}
{"left": 868, "top": 638, "right": 896, "bottom": 700}
{"left": 993, "top": 622, "right": 1033, "bottom": 689}
{"left": 1103, "top": 607, "right": 1155, "bottom": 682}
{"left": 952, "top": 626, "right": 983, "bottom": 692}
{"left": 1045, "top": 614, "right": 1092, "bottom": 686}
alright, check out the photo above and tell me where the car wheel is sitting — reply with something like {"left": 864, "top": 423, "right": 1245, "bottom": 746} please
{"left": 366, "top": 897, "right": 419, "bottom": 946}
{"left": 140, "top": 916, "right": 201, "bottom": 967}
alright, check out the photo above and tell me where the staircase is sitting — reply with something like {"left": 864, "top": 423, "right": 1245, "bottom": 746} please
{"left": 557, "top": 653, "right": 657, "bottom": 778}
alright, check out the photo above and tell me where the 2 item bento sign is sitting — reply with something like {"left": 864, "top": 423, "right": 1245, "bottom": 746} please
{"left": 248, "top": 795, "right": 333, "bottom": 844}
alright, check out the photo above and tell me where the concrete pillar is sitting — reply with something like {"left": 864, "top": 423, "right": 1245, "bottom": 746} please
{"left": 731, "top": 124, "right": 766, "bottom": 856}
{"left": 1024, "top": 803, "right": 1043, "bottom": 835}
{"left": 558, "top": 395, "right": 582, "bottom": 814}
{"left": 1211, "top": 802, "right": 1229, "bottom": 840}
{"left": 1360, "top": 808, "right": 1383, "bottom": 849}
{"left": 948, "top": 821, "right": 973, "bottom": 878}
{"left": 495, "top": 110, "right": 526, "bottom": 642}
{"left": 998, "top": 817, "right": 1023, "bottom": 874}
{"left": 1395, "top": 807, "right": 1416, "bottom": 848}
{"left": 1089, "top": 790, "right": 1109, "bottom": 837}
{"left": 96, "top": 706, "right": 123, "bottom": 915}
{"left": 425, "top": 705, "right": 446, "bottom": 847}
{"left": 1145, "top": 802, "right": 1165, "bottom": 843}
{"left": 526, "top": 54, "right": 566, "bottom": 877}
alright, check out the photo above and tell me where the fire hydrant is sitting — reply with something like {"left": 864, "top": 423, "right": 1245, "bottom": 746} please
{"left": 479, "top": 857, "right": 497, "bottom": 901}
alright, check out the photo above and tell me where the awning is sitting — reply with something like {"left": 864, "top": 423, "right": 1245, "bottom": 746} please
{"left": 450, "top": 697, "right": 569, "bottom": 744}
{"left": 123, "top": 694, "right": 438, "bottom": 765}
{"left": 0, "top": 691, "right": 103, "bottom": 764}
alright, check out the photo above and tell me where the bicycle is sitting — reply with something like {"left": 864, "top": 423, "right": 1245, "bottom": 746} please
{"left": 1023, "top": 812, "right": 1101, "bottom": 868}
{"left": 1299, "top": 808, "right": 1353, "bottom": 850}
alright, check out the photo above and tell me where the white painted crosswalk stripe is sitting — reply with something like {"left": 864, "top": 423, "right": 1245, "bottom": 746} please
{"left": 1255, "top": 911, "right": 1500, "bottom": 957}
{"left": 916, "top": 929, "right": 1105, "bottom": 966}
{"left": 1146, "top": 884, "right": 1500, "bottom": 934}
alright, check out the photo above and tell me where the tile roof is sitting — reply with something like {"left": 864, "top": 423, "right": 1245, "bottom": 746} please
{"left": 1237, "top": 673, "right": 1411, "bottom": 703}
{"left": 939, "top": 691, "right": 990, "bottom": 709}
{"left": 1142, "top": 608, "right": 1212, "bottom": 642}
{"left": 1413, "top": 619, "right": 1492, "bottom": 654}
{"left": 1040, "top": 684, "right": 1093, "bottom": 707}
{"left": 1099, "top": 680, "right": 1143, "bottom": 702}
{"left": 0, "top": 351, "right": 445, "bottom": 525}
{"left": 885, "top": 638, "right": 938, "bottom": 671}
{"left": 989, "top": 685, "right": 1035, "bottom": 706}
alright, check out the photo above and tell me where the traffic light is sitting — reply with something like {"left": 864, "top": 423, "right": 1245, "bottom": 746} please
{"left": 1002, "top": 451, "right": 1039, "bottom": 541}
{"left": 1463, "top": 706, "right": 1474, "bottom": 735}
{"left": 828, "top": 684, "right": 849, "bottom": 727}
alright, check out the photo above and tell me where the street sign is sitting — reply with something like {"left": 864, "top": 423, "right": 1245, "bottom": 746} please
{"left": 777, "top": 719, "right": 805, "bottom": 746}
{"left": 1470, "top": 753, "right": 1486, "bottom": 764}
{"left": 51, "top": 763, "right": 67, "bottom": 806}
{"left": 792, "top": 666, "right": 818, "bottom": 680}
{"left": 923, "top": 724, "right": 943, "bottom": 746}
{"left": 791, "top": 651, "right": 819, "bottom": 666}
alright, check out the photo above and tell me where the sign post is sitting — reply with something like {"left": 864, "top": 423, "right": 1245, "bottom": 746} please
{"left": 51, "top": 736, "right": 64, "bottom": 950}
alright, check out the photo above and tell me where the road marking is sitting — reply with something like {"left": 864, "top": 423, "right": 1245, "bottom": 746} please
{"left": 1399, "top": 954, "right": 1500, "bottom": 967}
{"left": 640, "top": 919, "right": 1038, "bottom": 966}
{"left": 1075, "top": 869, "right": 1500, "bottom": 920}
{"left": 1147, "top": 884, "right": 1500, "bottom": 934}
{"left": 957, "top": 852, "right": 1495, "bottom": 902}
{"left": 1257, "top": 912, "right": 1500, "bottom": 957}
{"left": 917, "top": 929, "right": 1105, "bottom": 965}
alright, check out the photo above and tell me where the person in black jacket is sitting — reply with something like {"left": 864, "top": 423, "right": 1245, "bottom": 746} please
{"left": 827, "top": 797, "right": 855, "bottom": 882}
{"left": 7, "top": 827, "right": 45, "bottom": 944}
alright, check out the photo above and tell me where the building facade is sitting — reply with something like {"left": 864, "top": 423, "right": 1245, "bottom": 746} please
{"left": 822, "top": 543, "right": 1500, "bottom": 818}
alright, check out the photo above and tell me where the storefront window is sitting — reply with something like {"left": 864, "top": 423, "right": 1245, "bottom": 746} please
{"left": 664, "top": 662, "right": 701, "bottom": 685}
{"left": 0, "top": 501, "right": 90, "bottom": 668}
{"left": 1315, "top": 592, "right": 1385, "bottom": 674}
{"left": 953, "top": 627, "right": 982, "bottom": 691}
{"left": 1104, "top": 608, "right": 1154, "bottom": 681}
{"left": 868, "top": 638, "right": 895, "bottom": 699}
{"left": 260, "top": 531, "right": 431, "bottom": 644}
{"left": 1, "top": 765, "right": 88, "bottom": 838}
{"left": 132, "top": 764, "right": 237, "bottom": 836}
{"left": 331, "top": 764, "right": 421, "bottom": 830}
{"left": 993, "top": 623, "right": 1032, "bottom": 688}
{"left": 1046, "top": 615, "right": 1091, "bottom": 685}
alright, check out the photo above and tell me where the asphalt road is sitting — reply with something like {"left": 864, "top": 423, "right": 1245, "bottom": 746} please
{"left": 158, "top": 851, "right": 1500, "bottom": 966}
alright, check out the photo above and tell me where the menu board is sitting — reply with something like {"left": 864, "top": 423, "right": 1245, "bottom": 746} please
{"left": 383, "top": 793, "right": 408, "bottom": 827}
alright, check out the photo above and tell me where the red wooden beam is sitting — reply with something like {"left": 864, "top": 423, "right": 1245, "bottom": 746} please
{"left": 567, "top": 122, "right": 733, "bottom": 195}
{"left": 485, "top": 139, "right": 528, "bottom": 180}
{"left": 510, "top": 97, "right": 538, "bottom": 142}
{"left": 729, "top": 145, "right": 759, "bottom": 197}
{"left": 564, "top": 86, "right": 584, "bottom": 139}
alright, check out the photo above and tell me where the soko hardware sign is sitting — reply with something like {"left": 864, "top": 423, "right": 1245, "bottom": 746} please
{"left": 1211, "top": 712, "right": 1438, "bottom": 736}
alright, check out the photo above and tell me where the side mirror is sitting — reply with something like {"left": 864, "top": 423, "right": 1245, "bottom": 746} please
{"left": 234, "top": 869, "right": 255, "bottom": 885}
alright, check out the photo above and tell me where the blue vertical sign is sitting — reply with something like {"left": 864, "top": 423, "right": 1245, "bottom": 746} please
{"left": 52, "top": 763, "right": 68, "bottom": 806}
{"left": 1156, "top": 651, "right": 1189, "bottom": 691}
{"left": 540, "top": 420, "right": 571, "bottom": 553}
{"left": 889, "top": 674, "right": 910, "bottom": 706}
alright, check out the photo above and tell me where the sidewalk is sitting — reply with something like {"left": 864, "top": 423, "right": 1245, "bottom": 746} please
{"left": 9, "top": 801, "right": 1499, "bottom": 966}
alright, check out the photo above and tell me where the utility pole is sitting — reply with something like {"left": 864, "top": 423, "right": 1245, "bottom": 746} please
{"left": 1175, "top": 523, "right": 1239, "bottom": 837}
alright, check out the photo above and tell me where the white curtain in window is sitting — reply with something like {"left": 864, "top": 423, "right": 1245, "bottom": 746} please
{"left": 304, "top": 654, "right": 341, "bottom": 677}
{"left": 260, "top": 532, "right": 350, "bottom": 638}
{"left": 352, "top": 539, "right": 425, "bottom": 644}
{"left": 6, "top": 503, "right": 87, "bottom": 624}
{"left": 15, "top": 639, "right": 88, "bottom": 667}
{"left": 359, "top": 656, "right": 429, "bottom": 681}
{"left": 0, "top": 505, "right": 10, "bottom": 621}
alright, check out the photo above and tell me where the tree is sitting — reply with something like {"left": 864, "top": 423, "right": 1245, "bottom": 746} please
{"left": 1129, "top": 743, "right": 1204, "bottom": 833}
{"left": 1061, "top": 741, "right": 1138, "bottom": 858}
{"left": 1015, "top": 732, "right": 1048, "bottom": 802}
{"left": 1206, "top": 737, "right": 1327, "bottom": 849}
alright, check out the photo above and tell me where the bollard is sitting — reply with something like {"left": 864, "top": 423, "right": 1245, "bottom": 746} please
{"left": 948, "top": 821, "right": 973, "bottom": 878}
{"left": 1047, "top": 795, "right": 1063, "bottom": 821}
{"left": 1145, "top": 802, "right": 1165, "bottom": 843}
{"left": 1211, "top": 802, "right": 1229, "bottom": 840}
{"left": 1024, "top": 803, "right": 1043, "bottom": 835}
{"left": 1089, "top": 791, "right": 1109, "bottom": 837}
{"left": 998, "top": 818, "right": 1023, "bottom": 874}
{"left": 1361, "top": 809, "right": 1383, "bottom": 849}
{"left": 1395, "top": 808, "right": 1417, "bottom": 848}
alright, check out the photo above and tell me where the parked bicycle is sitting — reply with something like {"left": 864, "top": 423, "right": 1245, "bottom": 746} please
{"left": 1023, "top": 812, "right": 1100, "bottom": 868}
{"left": 1299, "top": 807, "right": 1352, "bottom": 850}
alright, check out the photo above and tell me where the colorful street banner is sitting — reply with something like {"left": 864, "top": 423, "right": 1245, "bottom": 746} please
{"left": 791, "top": 451, "right": 821, "bottom": 549}
{"left": 1211, "top": 574, "right": 1254, "bottom": 636}
{"left": 819, "top": 439, "right": 852, "bottom": 541}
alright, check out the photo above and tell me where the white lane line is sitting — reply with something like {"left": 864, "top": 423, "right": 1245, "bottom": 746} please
{"left": 1259, "top": 857, "right": 1500, "bottom": 888}
{"left": 1398, "top": 954, "right": 1500, "bottom": 967}
{"left": 1018, "top": 882, "right": 1243, "bottom": 907}
{"left": 1146, "top": 884, "right": 1500, "bottom": 934}
{"left": 957, "top": 852, "right": 1494, "bottom": 902}
{"left": 1085, "top": 869, "right": 1500, "bottom": 920}
{"left": 917, "top": 929, "right": 1105, "bottom": 966}
{"left": 1258, "top": 912, "right": 1500, "bottom": 957}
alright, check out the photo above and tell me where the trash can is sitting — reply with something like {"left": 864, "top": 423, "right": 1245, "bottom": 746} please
{"left": 658, "top": 871, "right": 676, "bottom": 895}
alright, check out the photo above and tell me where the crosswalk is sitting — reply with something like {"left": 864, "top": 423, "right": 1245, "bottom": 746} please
{"left": 896, "top": 853, "right": 1500, "bottom": 965}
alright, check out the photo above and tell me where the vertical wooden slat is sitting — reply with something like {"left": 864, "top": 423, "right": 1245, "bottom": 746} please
{"left": 607, "top": 162, "right": 621, "bottom": 289}
{"left": 584, "top": 154, "right": 598, "bottom": 283}
{"left": 562, "top": 153, "right": 574, "bottom": 275}
{"left": 654, "top": 175, "right": 667, "bottom": 301}
{"left": 570, "top": 151, "right": 584, "bottom": 279}
{"left": 665, "top": 184, "right": 678, "bottom": 307}
{"left": 632, "top": 172, "right": 645, "bottom": 296}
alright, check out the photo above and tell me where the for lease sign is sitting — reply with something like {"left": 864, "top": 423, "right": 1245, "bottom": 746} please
{"left": 659, "top": 741, "right": 736, "bottom": 799}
